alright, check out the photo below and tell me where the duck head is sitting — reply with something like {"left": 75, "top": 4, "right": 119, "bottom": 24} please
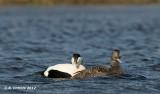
{"left": 111, "top": 49, "right": 121, "bottom": 66}
{"left": 71, "top": 53, "right": 82, "bottom": 69}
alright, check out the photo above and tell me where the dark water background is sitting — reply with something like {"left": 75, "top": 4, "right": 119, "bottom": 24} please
{"left": 0, "top": 6, "right": 160, "bottom": 94}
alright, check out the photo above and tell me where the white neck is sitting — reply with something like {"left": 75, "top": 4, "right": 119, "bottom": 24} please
{"left": 71, "top": 57, "right": 82, "bottom": 69}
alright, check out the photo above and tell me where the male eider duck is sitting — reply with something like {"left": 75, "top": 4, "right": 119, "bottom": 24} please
{"left": 72, "top": 49, "right": 123, "bottom": 79}
{"left": 43, "top": 53, "right": 86, "bottom": 78}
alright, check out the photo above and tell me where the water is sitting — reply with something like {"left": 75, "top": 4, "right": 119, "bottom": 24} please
{"left": 0, "top": 6, "right": 160, "bottom": 94}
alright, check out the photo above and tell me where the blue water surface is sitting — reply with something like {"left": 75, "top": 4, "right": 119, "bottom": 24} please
{"left": 0, "top": 6, "right": 160, "bottom": 94}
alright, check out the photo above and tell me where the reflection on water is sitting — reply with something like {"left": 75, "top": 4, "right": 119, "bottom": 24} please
{"left": 0, "top": 6, "right": 160, "bottom": 94}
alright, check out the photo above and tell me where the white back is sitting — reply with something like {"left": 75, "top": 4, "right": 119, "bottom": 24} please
{"left": 44, "top": 64, "right": 86, "bottom": 77}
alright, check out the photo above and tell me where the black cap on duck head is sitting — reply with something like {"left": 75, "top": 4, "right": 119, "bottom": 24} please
{"left": 111, "top": 49, "right": 121, "bottom": 64}
{"left": 71, "top": 53, "right": 81, "bottom": 68}
{"left": 73, "top": 53, "right": 80, "bottom": 58}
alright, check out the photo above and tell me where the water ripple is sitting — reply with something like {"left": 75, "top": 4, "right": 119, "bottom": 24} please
{"left": 0, "top": 6, "right": 160, "bottom": 94}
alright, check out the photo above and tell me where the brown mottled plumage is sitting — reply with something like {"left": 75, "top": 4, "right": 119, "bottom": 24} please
{"left": 71, "top": 49, "right": 123, "bottom": 79}
{"left": 72, "top": 66, "right": 110, "bottom": 79}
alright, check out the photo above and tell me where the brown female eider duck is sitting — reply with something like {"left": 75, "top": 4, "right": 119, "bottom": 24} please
{"left": 71, "top": 49, "right": 123, "bottom": 79}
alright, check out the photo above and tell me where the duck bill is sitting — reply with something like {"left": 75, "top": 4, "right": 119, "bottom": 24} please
{"left": 75, "top": 61, "right": 80, "bottom": 68}
{"left": 117, "top": 59, "right": 122, "bottom": 63}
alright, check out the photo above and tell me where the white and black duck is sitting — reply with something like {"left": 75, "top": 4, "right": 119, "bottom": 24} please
{"left": 43, "top": 53, "right": 86, "bottom": 78}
